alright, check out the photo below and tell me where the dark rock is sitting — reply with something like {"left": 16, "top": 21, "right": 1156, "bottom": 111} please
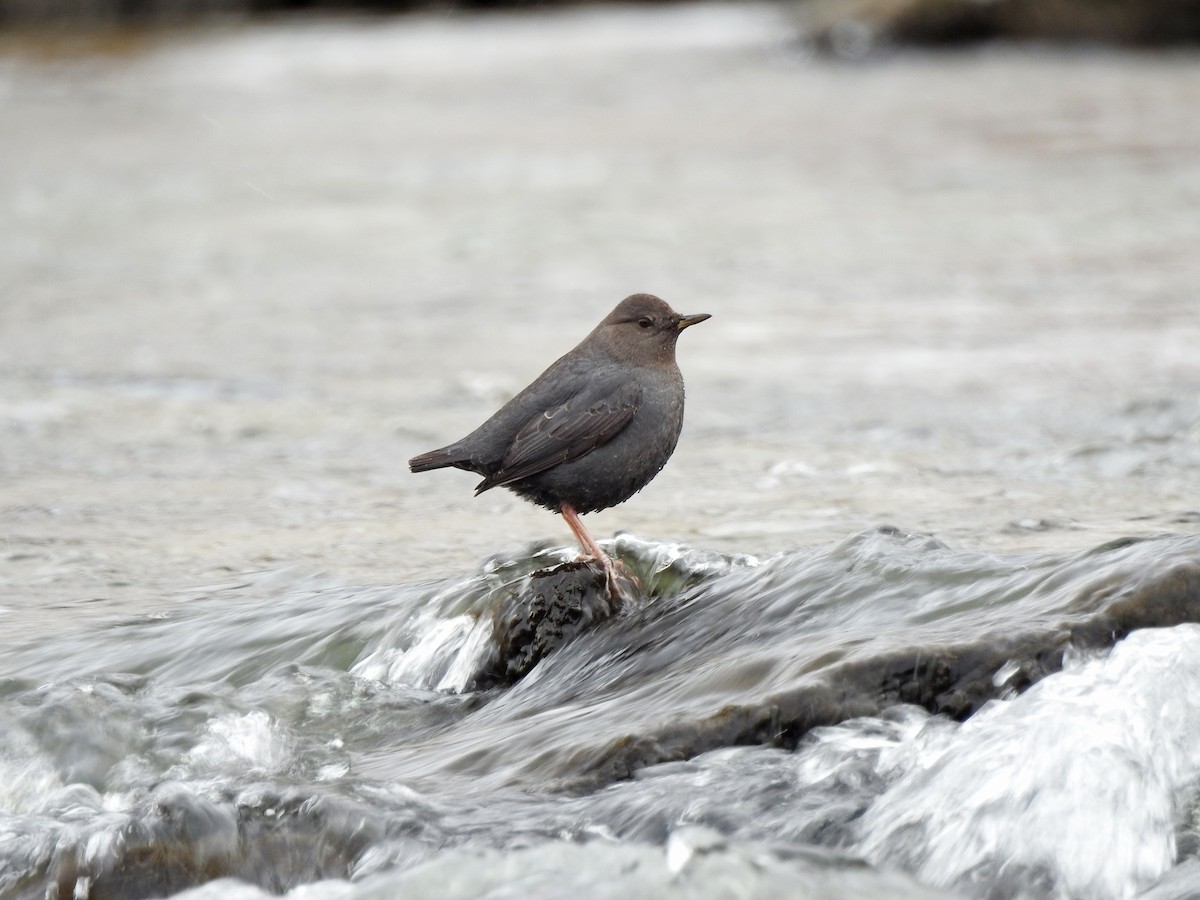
{"left": 78, "top": 791, "right": 397, "bottom": 900}
{"left": 572, "top": 557, "right": 1200, "bottom": 788}
{"left": 467, "top": 560, "right": 627, "bottom": 692}
{"left": 802, "top": 0, "right": 1200, "bottom": 54}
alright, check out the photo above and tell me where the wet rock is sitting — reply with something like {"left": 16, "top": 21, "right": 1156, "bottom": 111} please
{"left": 57, "top": 790, "right": 396, "bottom": 900}
{"left": 827, "top": 555, "right": 1200, "bottom": 722}
{"left": 466, "top": 560, "right": 627, "bottom": 692}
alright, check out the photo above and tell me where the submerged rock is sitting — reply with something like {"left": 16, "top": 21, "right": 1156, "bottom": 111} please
{"left": 49, "top": 790, "right": 398, "bottom": 900}
{"left": 357, "top": 532, "right": 1200, "bottom": 794}
{"left": 583, "top": 545, "right": 1200, "bottom": 787}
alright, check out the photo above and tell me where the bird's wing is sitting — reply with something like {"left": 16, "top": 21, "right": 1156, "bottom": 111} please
{"left": 475, "top": 380, "right": 642, "bottom": 492}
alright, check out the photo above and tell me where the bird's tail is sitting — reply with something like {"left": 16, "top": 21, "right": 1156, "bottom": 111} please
{"left": 409, "top": 445, "right": 469, "bottom": 473}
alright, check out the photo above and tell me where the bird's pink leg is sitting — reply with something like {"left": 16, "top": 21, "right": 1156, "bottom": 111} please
{"left": 561, "top": 503, "right": 607, "bottom": 561}
{"left": 561, "top": 502, "right": 627, "bottom": 594}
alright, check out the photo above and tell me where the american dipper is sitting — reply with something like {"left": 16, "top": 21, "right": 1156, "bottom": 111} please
{"left": 409, "top": 294, "right": 710, "bottom": 589}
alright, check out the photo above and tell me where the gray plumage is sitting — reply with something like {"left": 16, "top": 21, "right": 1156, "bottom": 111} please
{"left": 409, "top": 294, "right": 709, "bottom": 517}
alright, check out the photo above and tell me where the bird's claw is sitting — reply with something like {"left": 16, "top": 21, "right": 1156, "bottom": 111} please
{"left": 594, "top": 554, "right": 639, "bottom": 604}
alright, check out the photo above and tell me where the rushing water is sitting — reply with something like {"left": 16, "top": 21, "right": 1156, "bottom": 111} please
{"left": 3, "top": 2, "right": 1200, "bottom": 898}
{"left": 4, "top": 530, "right": 1200, "bottom": 899}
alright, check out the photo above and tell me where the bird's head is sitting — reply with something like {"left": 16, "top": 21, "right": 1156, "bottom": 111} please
{"left": 593, "top": 294, "right": 710, "bottom": 366}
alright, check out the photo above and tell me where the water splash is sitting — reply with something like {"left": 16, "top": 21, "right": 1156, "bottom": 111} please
{"left": 184, "top": 711, "right": 293, "bottom": 778}
{"left": 855, "top": 626, "right": 1200, "bottom": 899}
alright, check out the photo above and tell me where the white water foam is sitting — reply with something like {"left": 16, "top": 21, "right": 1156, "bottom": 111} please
{"left": 185, "top": 710, "right": 293, "bottom": 777}
{"left": 852, "top": 625, "right": 1200, "bottom": 899}
{"left": 352, "top": 611, "right": 487, "bottom": 692}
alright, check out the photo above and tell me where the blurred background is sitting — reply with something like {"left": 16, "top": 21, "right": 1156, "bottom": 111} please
{"left": 3, "top": 0, "right": 1200, "bottom": 45}
{"left": 2, "top": 0, "right": 1199, "bottom": 629}
{"left": 3, "top": 8, "right": 1200, "bottom": 899}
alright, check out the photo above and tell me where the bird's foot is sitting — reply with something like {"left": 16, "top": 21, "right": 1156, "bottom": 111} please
{"left": 560, "top": 503, "right": 638, "bottom": 602}
{"left": 592, "top": 552, "right": 639, "bottom": 604}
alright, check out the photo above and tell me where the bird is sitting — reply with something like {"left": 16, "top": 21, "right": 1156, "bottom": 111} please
{"left": 409, "top": 293, "right": 710, "bottom": 591}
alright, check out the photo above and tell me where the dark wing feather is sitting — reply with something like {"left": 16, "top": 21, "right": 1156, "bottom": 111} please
{"left": 475, "top": 381, "right": 642, "bottom": 493}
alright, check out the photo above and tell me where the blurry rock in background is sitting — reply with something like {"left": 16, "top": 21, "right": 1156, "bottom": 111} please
{"left": 4, "top": 0, "right": 1200, "bottom": 51}
{"left": 0, "top": 0, "right": 411, "bottom": 31}
{"left": 798, "top": 0, "right": 1200, "bottom": 58}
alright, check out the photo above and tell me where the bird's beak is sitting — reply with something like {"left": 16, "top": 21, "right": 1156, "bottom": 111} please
{"left": 677, "top": 313, "right": 711, "bottom": 330}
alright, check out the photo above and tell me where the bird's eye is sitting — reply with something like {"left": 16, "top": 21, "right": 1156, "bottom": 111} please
{"left": 637, "top": 317, "right": 653, "bottom": 329}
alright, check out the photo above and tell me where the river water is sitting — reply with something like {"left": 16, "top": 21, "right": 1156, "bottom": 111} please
{"left": 2, "top": 3, "right": 1200, "bottom": 898}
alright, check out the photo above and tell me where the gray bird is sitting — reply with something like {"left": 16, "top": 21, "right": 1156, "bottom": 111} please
{"left": 409, "top": 293, "right": 710, "bottom": 589}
